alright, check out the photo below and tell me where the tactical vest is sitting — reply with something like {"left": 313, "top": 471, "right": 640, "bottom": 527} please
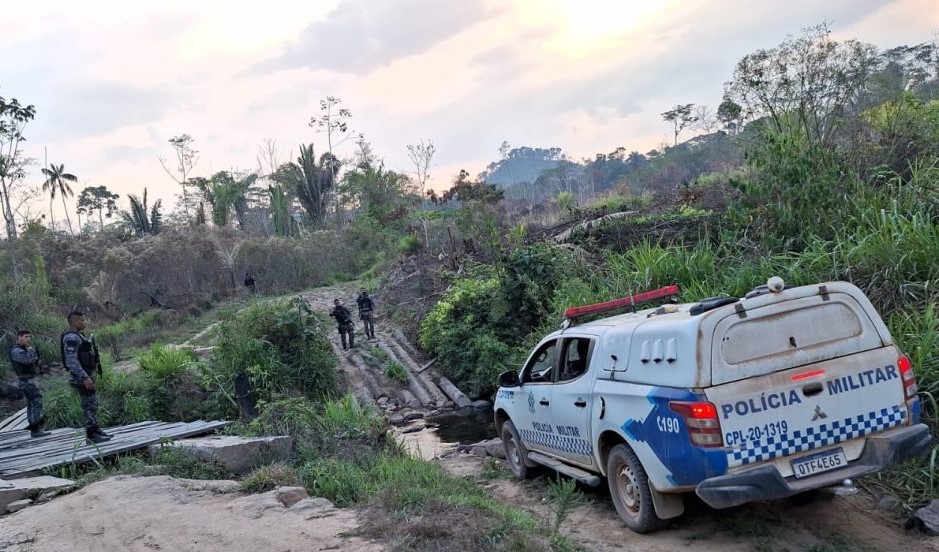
{"left": 60, "top": 330, "right": 97, "bottom": 374}
{"left": 9, "top": 346, "right": 36, "bottom": 379}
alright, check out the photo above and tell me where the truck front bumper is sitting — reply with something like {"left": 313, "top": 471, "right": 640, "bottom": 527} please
{"left": 695, "top": 423, "right": 933, "bottom": 509}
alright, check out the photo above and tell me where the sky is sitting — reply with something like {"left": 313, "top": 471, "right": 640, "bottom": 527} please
{"left": 1, "top": 0, "right": 937, "bottom": 218}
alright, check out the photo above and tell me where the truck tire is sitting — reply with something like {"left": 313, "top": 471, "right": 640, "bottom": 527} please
{"left": 607, "top": 443, "right": 665, "bottom": 533}
{"left": 501, "top": 420, "right": 534, "bottom": 479}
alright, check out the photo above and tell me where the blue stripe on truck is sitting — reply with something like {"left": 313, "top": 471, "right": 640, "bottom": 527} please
{"left": 622, "top": 387, "right": 729, "bottom": 487}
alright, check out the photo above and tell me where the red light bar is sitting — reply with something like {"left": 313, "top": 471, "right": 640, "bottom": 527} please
{"left": 564, "top": 285, "right": 681, "bottom": 319}
{"left": 790, "top": 369, "right": 825, "bottom": 382}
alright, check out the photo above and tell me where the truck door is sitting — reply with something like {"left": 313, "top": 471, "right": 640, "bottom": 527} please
{"left": 551, "top": 336, "right": 597, "bottom": 468}
{"left": 515, "top": 338, "right": 559, "bottom": 455}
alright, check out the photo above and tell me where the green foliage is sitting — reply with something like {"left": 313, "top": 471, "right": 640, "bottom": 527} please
{"left": 420, "top": 245, "right": 575, "bottom": 396}
{"left": 272, "top": 143, "right": 336, "bottom": 227}
{"left": 205, "top": 297, "right": 338, "bottom": 404}
{"left": 397, "top": 234, "right": 422, "bottom": 254}
{"left": 138, "top": 343, "right": 197, "bottom": 381}
{"left": 734, "top": 125, "right": 842, "bottom": 245}
{"left": 546, "top": 477, "right": 584, "bottom": 532}
{"left": 94, "top": 310, "right": 163, "bottom": 360}
{"left": 385, "top": 360, "right": 408, "bottom": 383}
{"left": 586, "top": 191, "right": 654, "bottom": 212}
{"left": 121, "top": 187, "right": 162, "bottom": 236}
{"left": 419, "top": 278, "right": 507, "bottom": 396}
{"left": 0, "top": 280, "right": 60, "bottom": 372}
{"left": 76, "top": 185, "right": 120, "bottom": 228}
{"left": 268, "top": 184, "right": 295, "bottom": 237}
{"left": 241, "top": 462, "right": 302, "bottom": 493}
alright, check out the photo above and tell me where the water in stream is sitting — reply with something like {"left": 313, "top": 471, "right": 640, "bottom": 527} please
{"left": 425, "top": 407, "right": 497, "bottom": 445}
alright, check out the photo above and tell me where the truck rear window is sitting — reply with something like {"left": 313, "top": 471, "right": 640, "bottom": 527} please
{"left": 722, "top": 303, "right": 861, "bottom": 365}
{"left": 711, "top": 294, "right": 885, "bottom": 384}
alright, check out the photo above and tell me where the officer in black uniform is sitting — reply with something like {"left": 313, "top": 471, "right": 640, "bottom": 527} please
{"left": 356, "top": 287, "right": 376, "bottom": 340}
{"left": 244, "top": 273, "right": 257, "bottom": 295}
{"left": 329, "top": 299, "right": 355, "bottom": 350}
{"left": 61, "top": 310, "right": 111, "bottom": 444}
{"left": 9, "top": 329, "right": 49, "bottom": 438}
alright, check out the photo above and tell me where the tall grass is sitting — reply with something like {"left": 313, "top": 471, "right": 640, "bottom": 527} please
{"left": 138, "top": 343, "right": 198, "bottom": 380}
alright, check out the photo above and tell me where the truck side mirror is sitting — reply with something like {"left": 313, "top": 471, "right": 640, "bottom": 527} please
{"left": 499, "top": 370, "right": 521, "bottom": 388}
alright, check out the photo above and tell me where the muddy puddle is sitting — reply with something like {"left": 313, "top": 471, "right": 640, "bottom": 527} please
{"left": 395, "top": 407, "right": 497, "bottom": 460}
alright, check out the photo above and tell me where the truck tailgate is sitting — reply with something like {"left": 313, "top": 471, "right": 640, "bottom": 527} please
{"left": 704, "top": 347, "right": 909, "bottom": 472}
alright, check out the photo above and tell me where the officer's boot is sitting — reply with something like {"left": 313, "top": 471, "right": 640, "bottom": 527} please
{"left": 87, "top": 427, "right": 112, "bottom": 444}
{"left": 29, "top": 423, "right": 50, "bottom": 438}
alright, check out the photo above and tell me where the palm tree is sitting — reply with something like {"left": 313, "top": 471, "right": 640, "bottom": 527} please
{"left": 272, "top": 144, "right": 336, "bottom": 228}
{"left": 41, "top": 163, "right": 77, "bottom": 233}
{"left": 121, "top": 188, "right": 163, "bottom": 237}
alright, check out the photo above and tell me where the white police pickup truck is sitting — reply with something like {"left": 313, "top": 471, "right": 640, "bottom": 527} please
{"left": 494, "top": 278, "right": 931, "bottom": 533}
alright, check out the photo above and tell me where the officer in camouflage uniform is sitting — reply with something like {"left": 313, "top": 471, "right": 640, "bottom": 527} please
{"left": 9, "top": 329, "right": 49, "bottom": 438}
{"left": 356, "top": 287, "right": 376, "bottom": 340}
{"left": 329, "top": 299, "right": 356, "bottom": 350}
{"left": 61, "top": 311, "right": 111, "bottom": 443}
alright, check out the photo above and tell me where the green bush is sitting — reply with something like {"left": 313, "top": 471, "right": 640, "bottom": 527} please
{"left": 204, "top": 297, "right": 338, "bottom": 404}
{"left": 138, "top": 343, "right": 198, "bottom": 381}
{"left": 241, "top": 462, "right": 302, "bottom": 493}
{"left": 397, "top": 234, "right": 422, "bottom": 254}
{"left": 384, "top": 360, "right": 407, "bottom": 383}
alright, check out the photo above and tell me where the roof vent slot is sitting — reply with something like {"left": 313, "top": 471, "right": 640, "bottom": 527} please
{"left": 665, "top": 338, "right": 678, "bottom": 362}
{"left": 651, "top": 339, "right": 664, "bottom": 363}
{"left": 640, "top": 340, "right": 651, "bottom": 363}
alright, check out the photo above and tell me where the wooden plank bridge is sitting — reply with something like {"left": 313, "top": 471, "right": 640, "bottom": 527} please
{"left": 0, "top": 419, "right": 229, "bottom": 479}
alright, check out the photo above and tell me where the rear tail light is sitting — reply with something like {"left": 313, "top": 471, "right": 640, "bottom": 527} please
{"left": 898, "top": 355, "right": 918, "bottom": 399}
{"left": 669, "top": 401, "right": 723, "bottom": 447}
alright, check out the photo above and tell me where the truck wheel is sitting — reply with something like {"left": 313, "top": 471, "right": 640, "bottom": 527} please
{"left": 607, "top": 443, "right": 665, "bottom": 533}
{"left": 501, "top": 420, "right": 533, "bottom": 479}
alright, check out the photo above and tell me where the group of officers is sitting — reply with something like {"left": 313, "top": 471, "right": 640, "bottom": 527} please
{"left": 7, "top": 310, "right": 111, "bottom": 443}
{"left": 4, "top": 288, "right": 379, "bottom": 442}
{"left": 329, "top": 287, "right": 376, "bottom": 350}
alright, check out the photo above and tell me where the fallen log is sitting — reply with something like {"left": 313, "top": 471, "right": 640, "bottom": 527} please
{"left": 436, "top": 376, "right": 472, "bottom": 409}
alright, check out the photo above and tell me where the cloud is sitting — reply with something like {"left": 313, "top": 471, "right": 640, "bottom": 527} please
{"left": 45, "top": 81, "right": 176, "bottom": 140}
{"left": 253, "top": 0, "right": 499, "bottom": 75}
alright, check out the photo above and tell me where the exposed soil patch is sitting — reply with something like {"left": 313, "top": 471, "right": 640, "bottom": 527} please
{"left": 0, "top": 475, "right": 382, "bottom": 552}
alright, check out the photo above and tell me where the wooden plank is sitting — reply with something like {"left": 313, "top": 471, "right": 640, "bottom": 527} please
{"left": 0, "top": 409, "right": 28, "bottom": 433}
{"left": 0, "top": 419, "right": 230, "bottom": 479}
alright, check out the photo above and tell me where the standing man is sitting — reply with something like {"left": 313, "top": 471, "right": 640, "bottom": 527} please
{"left": 61, "top": 311, "right": 111, "bottom": 444}
{"left": 329, "top": 299, "right": 356, "bottom": 351}
{"left": 244, "top": 273, "right": 258, "bottom": 295}
{"left": 9, "top": 330, "right": 49, "bottom": 438}
{"left": 356, "top": 287, "right": 376, "bottom": 340}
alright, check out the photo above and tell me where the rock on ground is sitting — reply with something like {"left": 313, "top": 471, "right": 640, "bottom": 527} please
{"left": 0, "top": 476, "right": 75, "bottom": 512}
{"left": 149, "top": 435, "right": 293, "bottom": 474}
{"left": 0, "top": 475, "right": 382, "bottom": 552}
{"left": 907, "top": 499, "right": 939, "bottom": 536}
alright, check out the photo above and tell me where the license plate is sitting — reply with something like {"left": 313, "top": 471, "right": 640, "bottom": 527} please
{"left": 791, "top": 447, "right": 847, "bottom": 479}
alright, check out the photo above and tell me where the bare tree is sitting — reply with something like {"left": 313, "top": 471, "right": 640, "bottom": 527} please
{"left": 256, "top": 138, "right": 282, "bottom": 179}
{"left": 159, "top": 134, "right": 199, "bottom": 219}
{"left": 724, "top": 23, "right": 877, "bottom": 147}
{"left": 309, "top": 97, "right": 358, "bottom": 221}
{"left": 693, "top": 104, "right": 718, "bottom": 134}
{"left": 0, "top": 93, "right": 35, "bottom": 244}
{"left": 407, "top": 139, "right": 436, "bottom": 248}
